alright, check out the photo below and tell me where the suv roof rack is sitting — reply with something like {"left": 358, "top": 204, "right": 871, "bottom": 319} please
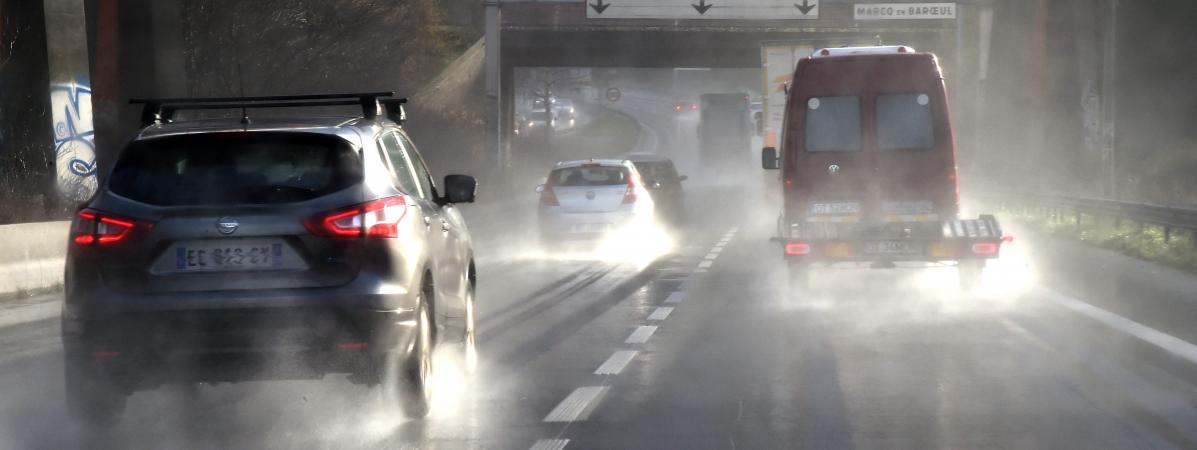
{"left": 129, "top": 92, "right": 407, "bottom": 127}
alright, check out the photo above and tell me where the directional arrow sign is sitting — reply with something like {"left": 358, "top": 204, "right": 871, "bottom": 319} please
{"left": 590, "top": 0, "right": 611, "bottom": 14}
{"left": 795, "top": 0, "right": 817, "bottom": 15}
{"left": 586, "top": 0, "right": 818, "bottom": 19}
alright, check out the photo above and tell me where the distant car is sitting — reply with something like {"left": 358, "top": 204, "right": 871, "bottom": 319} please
{"left": 537, "top": 159, "right": 655, "bottom": 244}
{"left": 63, "top": 93, "right": 479, "bottom": 425}
{"left": 673, "top": 101, "right": 698, "bottom": 113}
{"left": 553, "top": 99, "right": 577, "bottom": 129}
{"left": 628, "top": 154, "right": 687, "bottom": 223}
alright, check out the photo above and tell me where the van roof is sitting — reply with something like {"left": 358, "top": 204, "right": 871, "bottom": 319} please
{"left": 811, "top": 46, "right": 917, "bottom": 58}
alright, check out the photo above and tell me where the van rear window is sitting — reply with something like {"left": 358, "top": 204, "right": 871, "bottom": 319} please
{"left": 108, "top": 133, "right": 362, "bottom": 206}
{"left": 805, "top": 96, "right": 861, "bottom": 152}
{"left": 877, "top": 93, "right": 935, "bottom": 150}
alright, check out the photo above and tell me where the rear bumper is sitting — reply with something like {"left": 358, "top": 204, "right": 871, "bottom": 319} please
{"left": 538, "top": 208, "right": 644, "bottom": 239}
{"left": 61, "top": 276, "right": 420, "bottom": 387}
{"left": 777, "top": 216, "right": 1005, "bottom": 264}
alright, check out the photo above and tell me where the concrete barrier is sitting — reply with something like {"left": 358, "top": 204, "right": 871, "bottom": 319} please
{"left": 0, "top": 221, "right": 68, "bottom": 298}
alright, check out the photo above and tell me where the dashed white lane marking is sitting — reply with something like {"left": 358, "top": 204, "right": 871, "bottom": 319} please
{"left": 1037, "top": 287, "right": 1197, "bottom": 365}
{"left": 704, "top": 253, "right": 719, "bottom": 260}
{"left": 646, "top": 306, "right": 675, "bottom": 320}
{"left": 530, "top": 439, "right": 570, "bottom": 450}
{"left": 544, "top": 387, "right": 608, "bottom": 422}
{"left": 595, "top": 350, "right": 638, "bottom": 375}
{"left": 728, "top": 227, "right": 739, "bottom": 233}
{"left": 665, "top": 292, "right": 685, "bottom": 303}
{"left": 712, "top": 245, "right": 725, "bottom": 252}
{"left": 698, "top": 260, "right": 713, "bottom": 269}
{"left": 626, "top": 325, "right": 658, "bottom": 344}
{"left": 694, "top": 268, "right": 708, "bottom": 273}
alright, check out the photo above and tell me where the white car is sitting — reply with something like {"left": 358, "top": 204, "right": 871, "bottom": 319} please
{"left": 537, "top": 159, "right": 656, "bottom": 244}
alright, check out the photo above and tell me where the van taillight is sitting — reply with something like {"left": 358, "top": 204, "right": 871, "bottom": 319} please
{"left": 785, "top": 242, "right": 811, "bottom": 255}
{"left": 307, "top": 196, "right": 408, "bottom": 239}
{"left": 72, "top": 210, "right": 149, "bottom": 246}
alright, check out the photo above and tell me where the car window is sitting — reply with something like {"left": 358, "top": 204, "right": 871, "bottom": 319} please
{"left": 805, "top": 96, "right": 861, "bottom": 152}
{"left": 877, "top": 93, "right": 935, "bottom": 150}
{"left": 633, "top": 162, "right": 677, "bottom": 181}
{"left": 377, "top": 132, "right": 423, "bottom": 197}
{"left": 549, "top": 166, "right": 629, "bottom": 187}
{"left": 396, "top": 133, "right": 435, "bottom": 200}
{"left": 108, "top": 133, "right": 361, "bottom": 206}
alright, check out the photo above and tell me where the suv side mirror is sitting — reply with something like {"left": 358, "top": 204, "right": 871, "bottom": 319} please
{"left": 443, "top": 174, "right": 477, "bottom": 204}
{"left": 762, "top": 147, "right": 780, "bottom": 170}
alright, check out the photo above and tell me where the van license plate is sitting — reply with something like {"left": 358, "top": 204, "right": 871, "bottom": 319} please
{"left": 863, "top": 241, "right": 922, "bottom": 255}
{"left": 174, "top": 242, "right": 284, "bottom": 272}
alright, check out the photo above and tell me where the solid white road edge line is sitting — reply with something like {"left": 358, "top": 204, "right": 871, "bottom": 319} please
{"left": 648, "top": 307, "right": 674, "bottom": 321}
{"left": 544, "top": 387, "right": 608, "bottom": 422}
{"left": 626, "top": 325, "right": 657, "bottom": 344}
{"left": 1037, "top": 286, "right": 1197, "bottom": 365}
{"left": 595, "top": 350, "right": 638, "bottom": 375}
{"left": 530, "top": 439, "right": 570, "bottom": 450}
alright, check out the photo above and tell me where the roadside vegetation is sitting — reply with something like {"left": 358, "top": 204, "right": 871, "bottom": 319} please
{"left": 1011, "top": 209, "right": 1197, "bottom": 273}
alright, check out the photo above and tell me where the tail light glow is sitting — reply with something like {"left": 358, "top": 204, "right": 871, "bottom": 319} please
{"left": 622, "top": 179, "right": 638, "bottom": 204}
{"left": 971, "top": 242, "right": 999, "bottom": 255}
{"left": 307, "top": 196, "right": 408, "bottom": 239}
{"left": 785, "top": 242, "right": 812, "bottom": 255}
{"left": 72, "top": 210, "right": 147, "bottom": 246}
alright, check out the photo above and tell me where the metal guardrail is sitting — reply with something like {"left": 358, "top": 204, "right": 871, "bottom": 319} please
{"left": 994, "top": 191, "right": 1197, "bottom": 240}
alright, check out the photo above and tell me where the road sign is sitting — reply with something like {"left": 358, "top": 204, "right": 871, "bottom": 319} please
{"left": 587, "top": 0, "right": 818, "bottom": 20}
{"left": 606, "top": 87, "right": 622, "bottom": 102}
{"left": 853, "top": 3, "right": 956, "bottom": 20}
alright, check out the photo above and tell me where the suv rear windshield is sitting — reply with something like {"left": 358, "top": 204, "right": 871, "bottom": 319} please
{"left": 109, "top": 133, "right": 362, "bottom": 206}
{"left": 549, "top": 166, "right": 629, "bottom": 187}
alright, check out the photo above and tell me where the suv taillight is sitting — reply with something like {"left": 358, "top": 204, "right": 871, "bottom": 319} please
{"left": 307, "top": 196, "right": 408, "bottom": 239}
{"left": 540, "top": 187, "right": 560, "bottom": 206}
{"left": 71, "top": 210, "right": 149, "bottom": 246}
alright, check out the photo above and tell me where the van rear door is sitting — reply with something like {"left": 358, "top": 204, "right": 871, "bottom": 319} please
{"left": 868, "top": 58, "right": 957, "bottom": 221}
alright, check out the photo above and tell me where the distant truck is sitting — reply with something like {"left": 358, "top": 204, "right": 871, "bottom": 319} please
{"left": 698, "top": 93, "right": 752, "bottom": 168}
{"left": 761, "top": 46, "right": 1007, "bottom": 289}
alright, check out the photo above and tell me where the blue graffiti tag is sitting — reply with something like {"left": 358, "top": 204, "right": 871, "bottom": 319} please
{"left": 51, "top": 83, "right": 97, "bottom": 177}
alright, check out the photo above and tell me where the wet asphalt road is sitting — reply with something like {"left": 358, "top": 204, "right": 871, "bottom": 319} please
{"left": 2, "top": 182, "right": 1197, "bottom": 449}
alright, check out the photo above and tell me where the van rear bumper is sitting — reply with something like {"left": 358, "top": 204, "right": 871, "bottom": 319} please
{"left": 776, "top": 215, "right": 1006, "bottom": 263}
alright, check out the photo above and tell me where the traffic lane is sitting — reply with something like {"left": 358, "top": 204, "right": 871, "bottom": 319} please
{"left": 0, "top": 194, "right": 725, "bottom": 449}
{"left": 565, "top": 220, "right": 1197, "bottom": 449}
{"left": 0, "top": 260, "right": 625, "bottom": 449}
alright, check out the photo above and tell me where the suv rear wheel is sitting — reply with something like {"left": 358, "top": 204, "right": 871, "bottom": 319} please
{"left": 64, "top": 349, "right": 127, "bottom": 427}
{"left": 377, "top": 279, "right": 434, "bottom": 419}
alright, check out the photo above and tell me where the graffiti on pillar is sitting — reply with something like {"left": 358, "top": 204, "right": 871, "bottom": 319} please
{"left": 49, "top": 80, "right": 98, "bottom": 202}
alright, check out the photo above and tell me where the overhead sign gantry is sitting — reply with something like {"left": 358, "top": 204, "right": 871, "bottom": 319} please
{"left": 585, "top": 0, "right": 819, "bottom": 20}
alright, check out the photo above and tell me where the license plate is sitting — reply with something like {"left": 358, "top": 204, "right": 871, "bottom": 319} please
{"left": 174, "top": 241, "right": 284, "bottom": 272}
{"left": 862, "top": 241, "right": 922, "bottom": 255}
{"left": 571, "top": 224, "right": 608, "bottom": 233}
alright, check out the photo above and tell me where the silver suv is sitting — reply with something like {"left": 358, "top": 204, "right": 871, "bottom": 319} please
{"left": 62, "top": 93, "right": 477, "bottom": 425}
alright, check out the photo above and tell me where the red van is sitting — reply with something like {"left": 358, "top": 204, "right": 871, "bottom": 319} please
{"left": 762, "top": 46, "right": 1005, "bottom": 289}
